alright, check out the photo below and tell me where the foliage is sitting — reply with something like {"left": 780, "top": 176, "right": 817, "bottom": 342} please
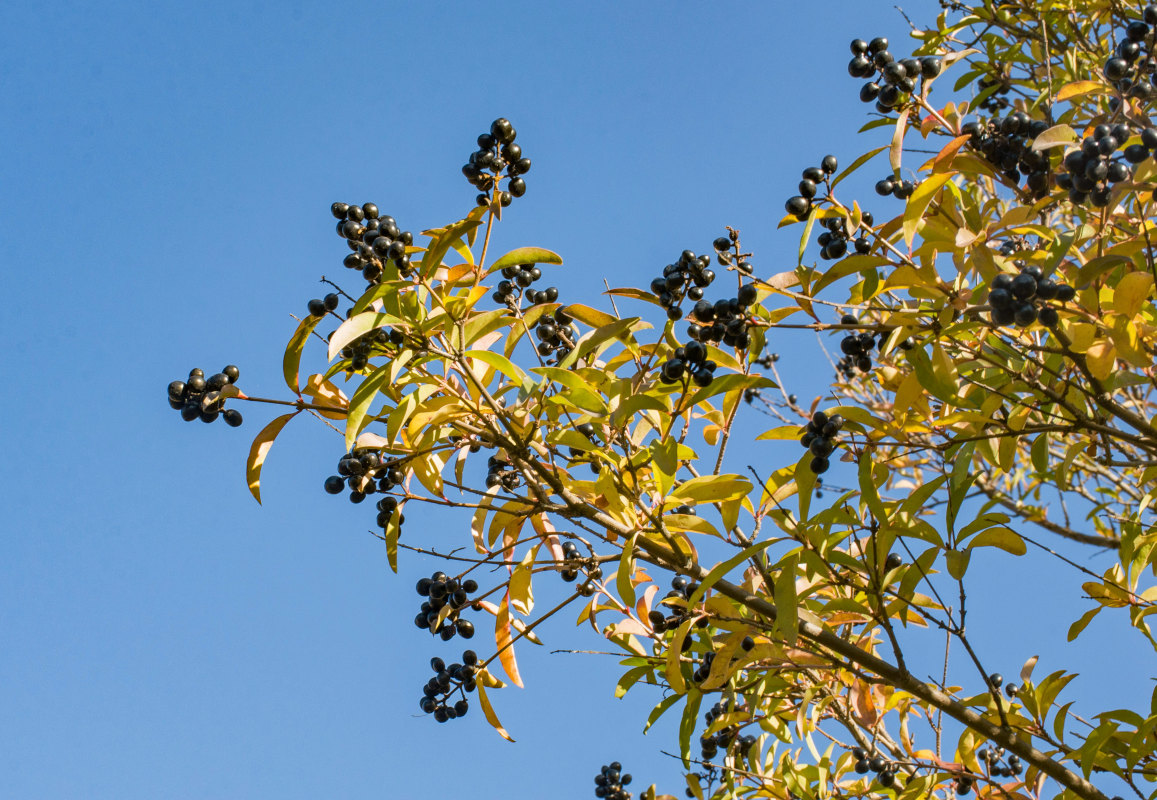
{"left": 172, "top": 2, "right": 1157, "bottom": 799}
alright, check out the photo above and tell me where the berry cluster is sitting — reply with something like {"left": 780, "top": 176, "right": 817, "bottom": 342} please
{"left": 332, "top": 325, "right": 406, "bottom": 372}
{"left": 961, "top": 113, "right": 1053, "bottom": 198}
{"left": 419, "top": 652, "right": 477, "bottom": 722}
{"left": 374, "top": 495, "right": 403, "bottom": 534}
{"left": 848, "top": 37, "right": 942, "bottom": 113}
{"left": 485, "top": 454, "right": 522, "bottom": 490}
{"left": 593, "top": 762, "right": 632, "bottom": 800}
{"left": 874, "top": 173, "right": 918, "bottom": 200}
{"left": 648, "top": 250, "right": 717, "bottom": 321}
{"left": 1102, "top": 7, "right": 1157, "bottom": 101}
{"left": 987, "top": 261, "right": 1075, "bottom": 328}
{"left": 323, "top": 448, "right": 408, "bottom": 502}
{"left": 647, "top": 575, "right": 700, "bottom": 634}
{"left": 800, "top": 411, "right": 844, "bottom": 475}
{"left": 1058, "top": 123, "right": 1157, "bottom": 207}
{"left": 167, "top": 366, "right": 242, "bottom": 426}
{"left": 331, "top": 202, "right": 414, "bottom": 283}
{"left": 851, "top": 747, "right": 899, "bottom": 787}
{"left": 493, "top": 263, "right": 546, "bottom": 305}
{"left": 817, "top": 212, "right": 873, "bottom": 260}
{"left": 753, "top": 352, "right": 780, "bottom": 368}
{"left": 976, "top": 746, "right": 1023, "bottom": 778}
{"left": 462, "top": 118, "right": 531, "bottom": 208}
{"left": 976, "top": 69, "right": 1012, "bottom": 112}
{"left": 785, "top": 156, "right": 839, "bottom": 220}
{"left": 687, "top": 283, "right": 759, "bottom": 351}
{"left": 657, "top": 340, "right": 716, "bottom": 388}
{"left": 531, "top": 306, "right": 575, "bottom": 361}
{"left": 307, "top": 292, "right": 340, "bottom": 318}
{"left": 712, "top": 232, "right": 751, "bottom": 273}
{"left": 556, "top": 541, "right": 603, "bottom": 597}
{"left": 837, "top": 315, "right": 878, "bottom": 377}
{"left": 700, "top": 701, "right": 757, "bottom": 762}
{"left": 414, "top": 572, "right": 478, "bottom": 640}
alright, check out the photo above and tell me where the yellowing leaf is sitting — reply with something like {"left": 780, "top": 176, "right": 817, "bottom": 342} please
{"left": 487, "top": 246, "right": 563, "bottom": 274}
{"left": 245, "top": 412, "right": 298, "bottom": 504}
{"left": 301, "top": 374, "right": 349, "bottom": 420}
{"left": 283, "top": 315, "right": 322, "bottom": 394}
{"left": 495, "top": 593, "right": 524, "bottom": 688}
{"left": 889, "top": 107, "right": 910, "bottom": 174}
{"left": 1055, "top": 81, "right": 1102, "bottom": 102}
{"left": 1112, "top": 271, "right": 1154, "bottom": 319}
{"left": 328, "top": 311, "right": 406, "bottom": 362}
{"left": 1031, "top": 123, "right": 1078, "bottom": 150}
{"left": 668, "top": 474, "right": 752, "bottom": 506}
{"left": 1085, "top": 340, "right": 1117, "bottom": 381}
{"left": 903, "top": 172, "right": 954, "bottom": 249}
{"left": 968, "top": 527, "right": 1027, "bottom": 555}
{"left": 476, "top": 684, "right": 515, "bottom": 742}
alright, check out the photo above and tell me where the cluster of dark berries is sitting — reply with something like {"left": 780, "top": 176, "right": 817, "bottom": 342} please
{"left": 754, "top": 352, "right": 780, "bottom": 368}
{"left": 647, "top": 575, "right": 701, "bottom": 635}
{"left": 817, "top": 212, "right": 873, "bottom": 260}
{"left": 712, "top": 232, "right": 751, "bottom": 272}
{"left": 332, "top": 325, "right": 406, "bottom": 372}
{"left": 593, "top": 763, "right": 632, "bottom": 800}
{"left": 167, "top": 366, "right": 242, "bottom": 426}
{"left": 648, "top": 250, "right": 718, "bottom": 321}
{"left": 419, "top": 652, "right": 477, "bottom": 722}
{"left": 976, "top": 70, "right": 1012, "bottom": 112}
{"left": 851, "top": 747, "right": 899, "bottom": 787}
{"left": 800, "top": 411, "right": 844, "bottom": 475}
{"left": 977, "top": 746, "right": 1022, "bottom": 778}
{"left": 1058, "top": 123, "right": 1157, "bottom": 207}
{"left": 837, "top": 315, "right": 878, "bottom": 377}
{"left": 331, "top": 202, "right": 414, "bottom": 283}
{"left": 557, "top": 541, "right": 602, "bottom": 596}
{"left": 414, "top": 572, "right": 478, "bottom": 640}
{"left": 1102, "top": 8, "right": 1157, "bottom": 101}
{"left": 323, "top": 448, "right": 407, "bottom": 501}
{"left": 686, "top": 283, "right": 759, "bottom": 350}
{"left": 849, "top": 38, "right": 942, "bottom": 113}
{"left": 374, "top": 495, "right": 403, "bottom": 533}
{"left": 462, "top": 118, "right": 531, "bottom": 208}
{"left": 485, "top": 454, "right": 522, "bottom": 490}
{"left": 307, "top": 293, "right": 340, "bottom": 318}
{"left": 658, "top": 340, "right": 716, "bottom": 388}
{"left": 875, "top": 173, "right": 918, "bottom": 199}
{"left": 700, "top": 701, "right": 757, "bottom": 762}
{"left": 961, "top": 113, "right": 1053, "bottom": 198}
{"left": 743, "top": 387, "right": 761, "bottom": 403}
{"left": 493, "top": 263, "right": 547, "bottom": 305}
{"left": 532, "top": 306, "right": 575, "bottom": 361}
{"left": 987, "top": 261, "right": 1075, "bottom": 328}
{"left": 785, "top": 156, "right": 839, "bottom": 220}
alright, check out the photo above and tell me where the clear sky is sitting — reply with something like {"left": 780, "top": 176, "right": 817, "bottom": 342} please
{"left": 2, "top": 2, "right": 1150, "bottom": 799}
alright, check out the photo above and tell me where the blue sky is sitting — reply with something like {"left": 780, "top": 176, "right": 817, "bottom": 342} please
{"left": 2, "top": 2, "right": 1151, "bottom": 799}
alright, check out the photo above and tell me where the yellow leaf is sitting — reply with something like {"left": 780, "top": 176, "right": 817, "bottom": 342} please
{"left": 494, "top": 592, "right": 524, "bottom": 688}
{"left": 903, "top": 172, "right": 954, "bottom": 249}
{"left": 1085, "top": 340, "right": 1117, "bottom": 381}
{"left": 476, "top": 684, "right": 515, "bottom": 742}
{"left": 1112, "top": 271, "right": 1153, "bottom": 319}
{"left": 245, "top": 412, "right": 298, "bottom": 504}
{"left": 1055, "top": 81, "right": 1102, "bottom": 102}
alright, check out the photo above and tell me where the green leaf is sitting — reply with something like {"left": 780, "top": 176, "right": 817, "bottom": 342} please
{"left": 679, "top": 689, "right": 703, "bottom": 768}
{"left": 774, "top": 554, "right": 799, "bottom": 645}
{"left": 1068, "top": 607, "right": 1101, "bottom": 641}
{"left": 1031, "top": 123, "right": 1078, "bottom": 151}
{"left": 968, "top": 527, "right": 1026, "bottom": 555}
{"left": 345, "top": 362, "right": 394, "bottom": 452}
{"left": 246, "top": 412, "right": 299, "bottom": 504}
{"left": 488, "top": 246, "right": 563, "bottom": 273}
{"left": 685, "top": 374, "right": 776, "bottom": 409}
{"left": 830, "top": 145, "right": 888, "bottom": 190}
{"left": 615, "top": 665, "right": 652, "bottom": 699}
{"left": 617, "top": 533, "right": 639, "bottom": 609}
{"left": 643, "top": 692, "right": 681, "bottom": 733}
{"left": 946, "top": 549, "right": 970, "bottom": 580}
{"left": 283, "top": 315, "right": 322, "bottom": 393}
{"left": 464, "top": 349, "right": 527, "bottom": 385}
